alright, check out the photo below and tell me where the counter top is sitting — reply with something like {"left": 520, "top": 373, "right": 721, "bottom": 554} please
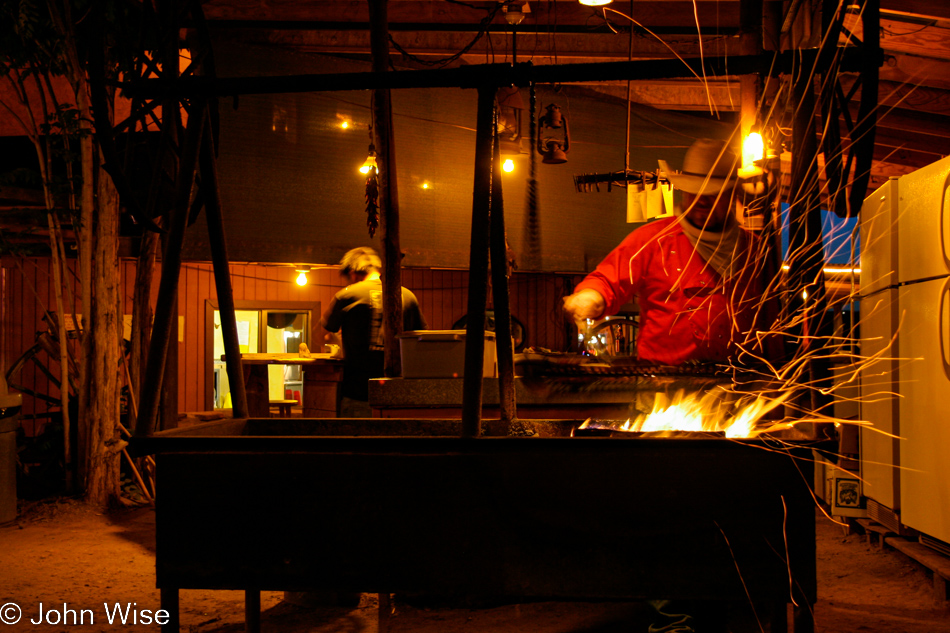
{"left": 233, "top": 353, "right": 341, "bottom": 365}
{"left": 368, "top": 374, "right": 726, "bottom": 408}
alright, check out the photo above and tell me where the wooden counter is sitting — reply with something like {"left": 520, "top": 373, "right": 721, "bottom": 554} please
{"left": 240, "top": 353, "right": 343, "bottom": 418}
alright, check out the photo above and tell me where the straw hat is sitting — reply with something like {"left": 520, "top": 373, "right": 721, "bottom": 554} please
{"left": 658, "top": 138, "right": 738, "bottom": 195}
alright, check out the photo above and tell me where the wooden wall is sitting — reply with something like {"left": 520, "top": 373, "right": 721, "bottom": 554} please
{"left": 3, "top": 256, "right": 582, "bottom": 434}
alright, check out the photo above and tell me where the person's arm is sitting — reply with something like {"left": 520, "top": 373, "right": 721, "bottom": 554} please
{"left": 321, "top": 293, "right": 345, "bottom": 334}
{"left": 563, "top": 228, "right": 647, "bottom": 322}
{"left": 562, "top": 288, "right": 606, "bottom": 321}
{"left": 402, "top": 289, "right": 427, "bottom": 331}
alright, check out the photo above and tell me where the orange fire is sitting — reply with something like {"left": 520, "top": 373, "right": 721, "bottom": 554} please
{"left": 579, "top": 388, "right": 793, "bottom": 438}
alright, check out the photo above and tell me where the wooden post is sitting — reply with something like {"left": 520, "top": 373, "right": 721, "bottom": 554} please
{"left": 130, "top": 231, "right": 158, "bottom": 410}
{"left": 489, "top": 133, "right": 518, "bottom": 428}
{"left": 161, "top": 306, "right": 178, "bottom": 430}
{"left": 788, "top": 48, "right": 830, "bottom": 423}
{"left": 461, "top": 85, "right": 495, "bottom": 439}
{"left": 199, "top": 112, "right": 249, "bottom": 419}
{"left": 135, "top": 103, "right": 206, "bottom": 437}
{"left": 367, "top": 0, "right": 403, "bottom": 378}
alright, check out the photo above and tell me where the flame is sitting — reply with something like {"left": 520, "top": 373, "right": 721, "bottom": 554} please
{"left": 581, "top": 388, "right": 794, "bottom": 438}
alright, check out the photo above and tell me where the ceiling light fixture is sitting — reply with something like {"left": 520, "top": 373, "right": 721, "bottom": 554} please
{"left": 503, "top": 2, "right": 528, "bottom": 25}
{"left": 579, "top": 0, "right": 613, "bottom": 6}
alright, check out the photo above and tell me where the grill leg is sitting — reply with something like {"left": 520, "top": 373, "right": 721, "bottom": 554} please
{"left": 767, "top": 600, "right": 788, "bottom": 632}
{"left": 245, "top": 589, "right": 261, "bottom": 633}
{"left": 793, "top": 600, "right": 814, "bottom": 633}
{"left": 160, "top": 587, "right": 179, "bottom": 633}
{"left": 378, "top": 592, "right": 391, "bottom": 633}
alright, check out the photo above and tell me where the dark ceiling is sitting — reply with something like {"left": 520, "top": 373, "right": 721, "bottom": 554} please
{"left": 199, "top": 0, "right": 950, "bottom": 196}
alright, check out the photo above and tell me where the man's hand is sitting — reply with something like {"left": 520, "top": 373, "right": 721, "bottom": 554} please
{"left": 562, "top": 289, "right": 606, "bottom": 322}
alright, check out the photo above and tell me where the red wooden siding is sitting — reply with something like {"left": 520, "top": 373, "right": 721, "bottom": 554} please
{"left": 3, "top": 257, "right": 581, "bottom": 429}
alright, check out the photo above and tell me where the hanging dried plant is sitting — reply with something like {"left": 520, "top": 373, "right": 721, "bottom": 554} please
{"left": 365, "top": 170, "right": 379, "bottom": 237}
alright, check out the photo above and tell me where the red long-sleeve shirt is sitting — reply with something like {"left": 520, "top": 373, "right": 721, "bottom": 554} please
{"left": 574, "top": 217, "right": 769, "bottom": 365}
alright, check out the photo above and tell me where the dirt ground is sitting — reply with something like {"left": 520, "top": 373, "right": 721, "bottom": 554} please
{"left": 1, "top": 499, "right": 949, "bottom": 633}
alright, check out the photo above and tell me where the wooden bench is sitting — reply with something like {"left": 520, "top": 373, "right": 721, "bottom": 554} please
{"left": 885, "top": 536, "right": 950, "bottom": 602}
{"left": 856, "top": 518, "right": 894, "bottom": 549}
{"left": 269, "top": 399, "right": 297, "bottom": 418}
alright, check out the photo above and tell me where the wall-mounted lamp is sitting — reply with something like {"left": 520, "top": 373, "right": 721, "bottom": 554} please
{"left": 739, "top": 132, "right": 765, "bottom": 177}
{"left": 295, "top": 267, "right": 311, "bottom": 286}
{"left": 537, "top": 103, "right": 570, "bottom": 164}
{"left": 737, "top": 130, "right": 780, "bottom": 230}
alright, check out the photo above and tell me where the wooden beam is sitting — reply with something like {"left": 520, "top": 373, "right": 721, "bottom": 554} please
{"left": 201, "top": 0, "right": 741, "bottom": 29}
{"left": 844, "top": 14, "right": 950, "bottom": 64}
{"left": 461, "top": 85, "right": 495, "bottom": 439}
{"left": 836, "top": 76, "right": 950, "bottom": 118}
{"left": 368, "top": 0, "right": 405, "bottom": 379}
{"left": 214, "top": 29, "right": 745, "bottom": 61}
{"left": 881, "top": 0, "right": 950, "bottom": 21}
{"left": 135, "top": 104, "right": 206, "bottom": 437}
{"left": 199, "top": 113, "right": 249, "bottom": 419}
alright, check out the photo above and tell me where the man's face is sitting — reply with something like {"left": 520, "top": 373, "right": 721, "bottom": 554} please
{"left": 682, "top": 188, "right": 734, "bottom": 231}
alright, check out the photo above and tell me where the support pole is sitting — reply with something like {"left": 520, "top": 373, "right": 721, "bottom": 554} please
{"left": 788, "top": 50, "right": 829, "bottom": 422}
{"left": 489, "top": 133, "right": 518, "bottom": 429}
{"left": 135, "top": 103, "right": 206, "bottom": 437}
{"left": 199, "top": 112, "right": 248, "bottom": 418}
{"left": 461, "top": 85, "right": 496, "bottom": 439}
{"left": 368, "top": 0, "right": 403, "bottom": 378}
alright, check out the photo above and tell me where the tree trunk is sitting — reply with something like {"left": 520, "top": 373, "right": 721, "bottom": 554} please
{"left": 81, "top": 168, "right": 122, "bottom": 508}
{"left": 130, "top": 230, "right": 158, "bottom": 400}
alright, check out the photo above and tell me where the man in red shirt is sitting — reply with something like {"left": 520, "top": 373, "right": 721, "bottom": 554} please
{"left": 564, "top": 139, "right": 778, "bottom": 632}
{"left": 563, "top": 138, "right": 773, "bottom": 367}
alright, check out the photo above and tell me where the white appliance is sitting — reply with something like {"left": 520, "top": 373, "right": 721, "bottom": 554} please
{"left": 859, "top": 155, "right": 950, "bottom": 546}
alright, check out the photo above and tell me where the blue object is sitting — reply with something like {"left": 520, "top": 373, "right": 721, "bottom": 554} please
{"left": 779, "top": 204, "right": 859, "bottom": 266}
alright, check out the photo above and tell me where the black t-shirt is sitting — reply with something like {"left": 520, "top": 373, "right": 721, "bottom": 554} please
{"left": 321, "top": 278, "right": 427, "bottom": 400}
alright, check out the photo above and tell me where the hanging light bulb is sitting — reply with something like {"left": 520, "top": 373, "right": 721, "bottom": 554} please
{"left": 360, "top": 145, "right": 378, "bottom": 175}
{"left": 360, "top": 119, "right": 378, "bottom": 175}
{"left": 295, "top": 267, "right": 311, "bottom": 286}
{"left": 503, "top": 158, "right": 515, "bottom": 173}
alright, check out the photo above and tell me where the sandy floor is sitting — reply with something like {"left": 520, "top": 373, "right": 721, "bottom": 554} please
{"left": 1, "top": 499, "right": 948, "bottom": 633}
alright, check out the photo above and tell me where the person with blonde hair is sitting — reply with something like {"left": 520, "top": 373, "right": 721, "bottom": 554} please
{"left": 321, "top": 246, "right": 427, "bottom": 417}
